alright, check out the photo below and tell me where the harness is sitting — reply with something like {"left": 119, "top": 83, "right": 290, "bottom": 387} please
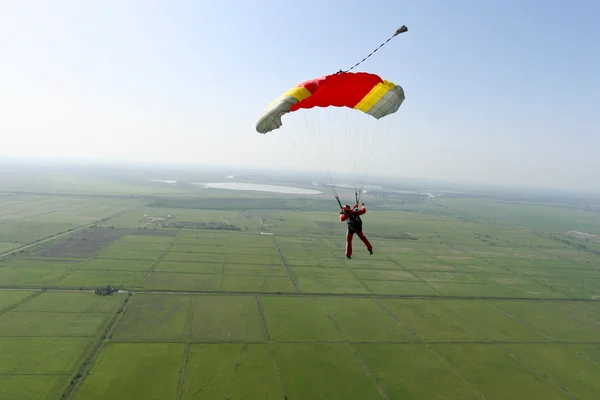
{"left": 346, "top": 211, "right": 363, "bottom": 231}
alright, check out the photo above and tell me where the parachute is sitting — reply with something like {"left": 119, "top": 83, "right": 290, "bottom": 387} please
{"left": 255, "top": 72, "right": 405, "bottom": 135}
{"left": 255, "top": 26, "right": 408, "bottom": 208}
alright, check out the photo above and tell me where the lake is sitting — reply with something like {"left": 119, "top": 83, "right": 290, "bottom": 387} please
{"left": 192, "top": 182, "right": 322, "bottom": 194}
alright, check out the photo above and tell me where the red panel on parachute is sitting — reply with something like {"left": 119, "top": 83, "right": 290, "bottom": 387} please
{"left": 290, "top": 72, "right": 384, "bottom": 111}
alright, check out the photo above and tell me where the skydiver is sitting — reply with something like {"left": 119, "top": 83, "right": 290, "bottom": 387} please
{"left": 340, "top": 202, "right": 373, "bottom": 260}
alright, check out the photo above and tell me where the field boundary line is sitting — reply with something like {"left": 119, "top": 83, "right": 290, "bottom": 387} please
{"left": 376, "top": 297, "right": 488, "bottom": 399}
{"left": 256, "top": 295, "right": 287, "bottom": 399}
{"left": 177, "top": 294, "right": 196, "bottom": 400}
{"left": 320, "top": 300, "right": 392, "bottom": 400}
{"left": 499, "top": 344, "right": 579, "bottom": 399}
{"left": 271, "top": 235, "right": 299, "bottom": 292}
{"left": 374, "top": 299, "right": 419, "bottom": 338}
{"left": 0, "top": 206, "right": 136, "bottom": 258}
{"left": 426, "top": 344, "right": 488, "bottom": 399}
{"left": 143, "top": 230, "right": 181, "bottom": 279}
{"left": 62, "top": 292, "right": 133, "bottom": 399}
{"left": 1, "top": 286, "right": 600, "bottom": 302}
{"left": 0, "top": 289, "right": 43, "bottom": 315}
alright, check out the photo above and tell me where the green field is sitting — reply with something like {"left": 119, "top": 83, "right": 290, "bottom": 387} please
{"left": 2, "top": 166, "right": 600, "bottom": 399}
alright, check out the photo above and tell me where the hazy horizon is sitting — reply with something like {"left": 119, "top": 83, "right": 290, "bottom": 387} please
{"left": 2, "top": 1, "right": 599, "bottom": 191}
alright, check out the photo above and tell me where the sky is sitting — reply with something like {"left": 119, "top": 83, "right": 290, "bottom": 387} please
{"left": 1, "top": 0, "right": 599, "bottom": 190}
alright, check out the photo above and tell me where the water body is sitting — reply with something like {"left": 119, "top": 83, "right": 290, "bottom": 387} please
{"left": 150, "top": 179, "right": 178, "bottom": 184}
{"left": 192, "top": 182, "right": 321, "bottom": 195}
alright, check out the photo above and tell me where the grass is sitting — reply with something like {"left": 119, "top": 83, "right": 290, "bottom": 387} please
{"left": 182, "top": 344, "right": 281, "bottom": 399}
{"left": 72, "top": 343, "right": 185, "bottom": 400}
{"left": 0, "top": 312, "right": 110, "bottom": 336}
{"left": 273, "top": 343, "right": 383, "bottom": 399}
{"left": 14, "top": 291, "right": 124, "bottom": 313}
{"left": 431, "top": 344, "right": 570, "bottom": 399}
{"left": 0, "top": 337, "right": 92, "bottom": 374}
{"left": 260, "top": 297, "right": 344, "bottom": 341}
{"left": 355, "top": 343, "right": 482, "bottom": 399}
{"left": 111, "top": 294, "right": 191, "bottom": 341}
{"left": 191, "top": 295, "right": 264, "bottom": 341}
{"left": 0, "top": 290, "right": 36, "bottom": 310}
{"left": 4, "top": 170, "right": 600, "bottom": 399}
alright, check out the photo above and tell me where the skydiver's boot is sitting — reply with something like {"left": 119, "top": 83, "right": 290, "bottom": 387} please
{"left": 346, "top": 255, "right": 351, "bottom": 260}
{"left": 369, "top": 249, "right": 373, "bottom": 255}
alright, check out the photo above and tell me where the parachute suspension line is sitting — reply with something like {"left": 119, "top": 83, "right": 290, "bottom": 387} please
{"left": 300, "top": 109, "right": 338, "bottom": 198}
{"left": 343, "top": 25, "right": 408, "bottom": 73}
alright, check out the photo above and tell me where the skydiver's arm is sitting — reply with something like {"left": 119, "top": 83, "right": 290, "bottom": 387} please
{"left": 340, "top": 212, "right": 349, "bottom": 222}
{"left": 357, "top": 204, "right": 366, "bottom": 215}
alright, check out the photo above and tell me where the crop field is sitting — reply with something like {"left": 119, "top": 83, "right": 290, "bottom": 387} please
{"left": 0, "top": 195, "right": 143, "bottom": 254}
{"left": 2, "top": 182, "right": 600, "bottom": 399}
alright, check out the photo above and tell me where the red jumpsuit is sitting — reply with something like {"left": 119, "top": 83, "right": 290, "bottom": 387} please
{"left": 340, "top": 204, "right": 372, "bottom": 258}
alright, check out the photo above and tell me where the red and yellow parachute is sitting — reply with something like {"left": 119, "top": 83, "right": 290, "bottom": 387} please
{"left": 256, "top": 71, "right": 405, "bottom": 134}
{"left": 255, "top": 26, "right": 408, "bottom": 202}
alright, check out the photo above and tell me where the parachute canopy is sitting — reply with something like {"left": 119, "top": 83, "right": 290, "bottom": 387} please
{"left": 256, "top": 72, "right": 405, "bottom": 134}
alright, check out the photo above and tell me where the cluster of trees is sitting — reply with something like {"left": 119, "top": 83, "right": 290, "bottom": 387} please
{"left": 158, "top": 221, "right": 240, "bottom": 231}
{"left": 94, "top": 284, "right": 118, "bottom": 296}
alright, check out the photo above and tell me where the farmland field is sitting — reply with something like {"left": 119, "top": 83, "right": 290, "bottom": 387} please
{"left": 2, "top": 166, "right": 600, "bottom": 399}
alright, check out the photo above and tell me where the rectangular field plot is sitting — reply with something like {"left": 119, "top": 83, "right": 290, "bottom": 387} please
{"left": 1, "top": 375, "right": 68, "bottom": 400}
{"left": 344, "top": 259, "right": 404, "bottom": 270}
{"left": 223, "top": 263, "right": 287, "bottom": 276}
{"left": 191, "top": 295, "right": 264, "bottom": 341}
{"left": 73, "top": 343, "right": 184, "bottom": 400}
{"left": 260, "top": 296, "right": 342, "bottom": 341}
{"left": 58, "top": 270, "right": 146, "bottom": 288}
{"left": 285, "top": 258, "right": 345, "bottom": 267}
{"left": 431, "top": 344, "right": 569, "bottom": 400}
{"left": 0, "top": 337, "right": 92, "bottom": 374}
{"left": 220, "top": 275, "right": 294, "bottom": 293}
{"left": 321, "top": 298, "right": 414, "bottom": 341}
{"left": 162, "top": 251, "right": 224, "bottom": 263}
{"left": 0, "top": 290, "right": 35, "bottom": 310}
{"left": 0, "top": 266, "right": 69, "bottom": 287}
{"left": 489, "top": 283, "right": 567, "bottom": 299}
{"left": 399, "top": 262, "right": 459, "bottom": 271}
{"left": 154, "top": 261, "right": 223, "bottom": 274}
{"left": 504, "top": 344, "right": 600, "bottom": 399}
{"left": 117, "top": 234, "right": 175, "bottom": 244}
{"left": 296, "top": 277, "right": 369, "bottom": 294}
{"left": 78, "top": 258, "right": 155, "bottom": 271}
{"left": 141, "top": 272, "right": 221, "bottom": 291}
{"left": 105, "top": 240, "right": 172, "bottom": 252}
{"left": 428, "top": 282, "right": 510, "bottom": 297}
{"left": 15, "top": 292, "right": 124, "bottom": 313}
{"left": 169, "top": 244, "right": 226, "bottom": 253}
{"left": 95, "top": 249, "right": 164, "bottom": 261}
{"left": 355, "top": 344, "right": 482, "bottom": 399}
{"left": 111, "top": 294, "right": 191, "bottom": 341}
{"left": 569, "top": 344, "right": 600, "bottom": 364}
{"left": 30, "top": 227, "right": 130, "bottom": 258}
{"left": 351, "top": 268, "right": 420, "bottom": 281}
{"left": 274, "top": 343, "right": 382, "bottom": 400}
{"left": 182, "top": 344, "right": 281, "bottom": 399}
{"left": 491, "top": 301, "right": 600, "bottom": 341}
{"left": 1, "top": 258, "right": 84, "bottom": 269}
{"left": 363, "top": 280, "right": 440, "bottom": 296}
{"left": 225, "top": 245, "right": 280, "bottom": 256}
{"left": 291, "top": 266, "right": 357, "bottom": 280}
{"left": 379, "top": 299, "right": 488, "bottom": 342}
{"left": 0, "top": 311, "right": 110, "bottom": 337}
{"left": 226, "top": 254, "right": 283, "bottom": 265}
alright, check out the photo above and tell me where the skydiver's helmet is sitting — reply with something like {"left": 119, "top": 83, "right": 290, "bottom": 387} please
{"left": 343, "top": 205, "right": 351, "bottom": 211}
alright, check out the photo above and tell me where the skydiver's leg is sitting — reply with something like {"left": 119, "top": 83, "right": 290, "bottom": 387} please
{"left": 346, "top": 230, "right": 353, "bottom": 258}
{"left": 357, "top": 231, "right": 373, "bottom": 253}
